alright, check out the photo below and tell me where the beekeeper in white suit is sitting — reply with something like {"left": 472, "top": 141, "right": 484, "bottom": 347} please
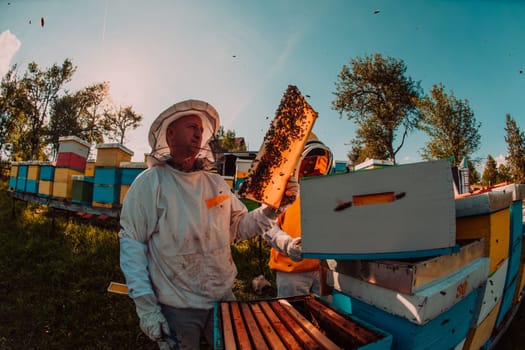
{"left": 118, "top": 99, "right": 299, "bottom": 349}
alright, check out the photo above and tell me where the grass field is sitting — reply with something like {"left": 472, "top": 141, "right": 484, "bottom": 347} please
{"left": 0, "top": 180, "right": 274, "bottom": 349}
{"left": 1, "top": 178, "right": 524, "bottom": 349}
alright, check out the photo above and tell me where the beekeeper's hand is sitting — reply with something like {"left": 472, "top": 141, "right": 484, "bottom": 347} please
{"left": 287, "top": 237, "right": 302, "bottom": 262}
{"left": 262, "top": 225, "right": 303, "bottom": 262}
{"left": 263, "top": 177, "right": 300, "bottom": 219}
{"left": 133, "top": 294, "right": 171, "bottom": 342}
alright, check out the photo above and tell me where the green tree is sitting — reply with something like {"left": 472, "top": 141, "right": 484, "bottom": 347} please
{"left": 103, "top": 105, "right": 143, "bottom": 144}
{"left": 46, "top": 93, "right": 85, "bottom": 157}
{"left": 0, "top": 66, "right": 24, "bottom": 159}
{"left": 20, "top": 59, "right": 77, "bottom": 159}
{"left": 497, "top": 163, "right": 512, "bottom": 183}
{"left": 468, "top": 159, "right": 481, "bottom": 186}
{"left": 418, "top": 84, "right": 481, "bottom": 167}
{"left": 76, "top": 82, "right": 110, "bottom": 146}
{"left": 347, "top": 121, "right": 389, "bottom": 165}
{"left": 332, "top": 53, "right": 422, "bottom": 164}
{"left": 216, "top": 126, "right": 247, "bottom": 152}
{"left": 504, "top": 114, "right": 525, "bottom": 183}
{"left": 481, "top": 155, "right": 498, "bottom": 186}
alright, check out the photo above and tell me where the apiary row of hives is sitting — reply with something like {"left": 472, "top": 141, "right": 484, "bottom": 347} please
{"left": 305, "top": 162, "right": 525, "bottom": 350}
{"left": 7, "top": 136, "right": 146, "bottom": 208}
{"left": 215, "top": 161, "right": 525, "bottom": 350}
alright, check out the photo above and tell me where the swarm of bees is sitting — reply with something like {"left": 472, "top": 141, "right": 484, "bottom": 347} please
{"left": 239, "top": 85, "right": 318, "bottom": 207}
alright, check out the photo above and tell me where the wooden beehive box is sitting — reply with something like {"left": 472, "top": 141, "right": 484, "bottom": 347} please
{"left": 71, "top": 175, "right": 94, "bottom": 205}
{"left": 119, "top": 162, "right": 147, "bottom": 204}
{"left": 495, "top": 271, "right": 519, "bottom": 329}
{"left": 333, "top": 287, "right": 480, "bottom": 350}
{"left": 119, "top": 162, "right": 146, "bottom": 185}
{"left": 25, "top": 161, "right": 40, "bottom": 194}
{"left": 214, "top": 295, "right": 392, "bottom": 350}
{"left": 85, "top": 159, "right": 96, "bottom": 177}
{"left": 300, "top": 160, "right": 456, "bottom": 258}
{"left": 325, "top": 239, "right": 484, "bottom": 295}
{"left": 95, "top": 143, "right": 133, "bottom": 167}
{"left": 56, "top": 151, "right": 87, "bottom": 172}
{"left": 456, "top": 191, "right": 512, "bottom": 273}
{"left": 38, "top": 180, "right": 53, "bottom": 198}
{"left": 239, "top": 85, "right": 318, "bottom": 209}
{"left": 8, "top": 161, "right": 18, "bottom": 191}
{"left": 57, "top": 135, "right": 91, "bottom": 157}
{"left": 327, "top": 257, "right": 489, "bottom": 325}
{"left": 15, "top": 161, "right": 28, "bottom": 192}
{"left": 39, "top": 162, "right": 55, "bottom": 181}
{"left": 462, "top": 300, "right": 501, "bottom": 350}
{"left": 52, "top": 167, "right": 83, "bottom": 199}
{"left": 471, "top": 258, "right": 507, "bottom": 328}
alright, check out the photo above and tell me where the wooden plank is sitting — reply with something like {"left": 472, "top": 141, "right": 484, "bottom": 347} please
{"left": 249, "top": 303, "right": 286, "bottom": 350}
{"left": 240, "top": 303, "right": 269, "bottom": 350}
{"left": 304, "top": 296, "right": 381, "bottom": 345}
{"left": 220, "top": 303, "right": 237, "bottom": 350}
{"left": 106, "top": 282, "right": 128, "bottom": 295}
{"left": 259, "top": 301, "right": 303, "bottom": 349}
{"left": 272, "top": 300, "right": 337, "bottom": 350}
{"left": 231, "top": 302, "right": 252, "bottom": 350}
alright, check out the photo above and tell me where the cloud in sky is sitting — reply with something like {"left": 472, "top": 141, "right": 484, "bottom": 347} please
{"left": 0, "top": 30, "right": 21, "bottom": 76}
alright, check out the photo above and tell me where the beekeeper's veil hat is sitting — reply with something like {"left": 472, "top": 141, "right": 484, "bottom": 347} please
{"left": 148, "top": 99, "right": 220, "bottom": 166}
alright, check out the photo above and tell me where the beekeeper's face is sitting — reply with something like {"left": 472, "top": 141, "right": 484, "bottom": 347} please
{"left": 166, "top": 115, "right": 204, "bottom": 160}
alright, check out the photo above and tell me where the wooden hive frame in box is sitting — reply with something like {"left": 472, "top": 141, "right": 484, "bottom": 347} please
{"left": 215, "top": 295, "right": 389, "bottom": 350}
{"left": 239, "top": 85, "right": 318, "bottom": 209}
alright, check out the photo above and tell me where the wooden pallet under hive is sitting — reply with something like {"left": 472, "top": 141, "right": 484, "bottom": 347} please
{"left": 214, "top": 295, "right": 391, "bottom": 350}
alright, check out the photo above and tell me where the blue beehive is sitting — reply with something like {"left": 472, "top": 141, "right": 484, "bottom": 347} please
{"left": 330, "top": 288, "right": 480, "bottom": 350}
{"left": 39, "top": 162, "right": 55, "bottom": 181}
{"left": 119, "top": 162, "right": 146, "bottom": 185}
{"left": 16, "top": 161, "right": 28, "bottom": 192}
{"left": 93, "top": 184, "right": 120, "bottom": 204}
{"left": 94, "top": 167, "right": 121, "bottom": 185}
{"left": 92, "top": 166, "right": 122, "bottom": 206}
{"left": 8, "top": 161, "right": 18, "bottom": 191}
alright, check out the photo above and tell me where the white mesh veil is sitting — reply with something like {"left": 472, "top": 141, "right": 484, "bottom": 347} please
{"left": 147, "top": 99, "right": 220, "bottom": 167}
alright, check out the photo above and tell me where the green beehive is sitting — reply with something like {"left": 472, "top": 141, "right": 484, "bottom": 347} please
{"left": 71, "top": 175, "right": 94, "bottom": 205}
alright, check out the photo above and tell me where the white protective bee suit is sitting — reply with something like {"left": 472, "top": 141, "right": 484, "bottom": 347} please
{"left": 118, "top": 100, "right": 297, "bottom": 349}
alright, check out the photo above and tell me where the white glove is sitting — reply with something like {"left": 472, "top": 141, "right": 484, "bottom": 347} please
{"left": 263, "top": 225, "right": 302, "bottom": 262}
{"left": 263, "top": 177, "right": 300, "bottom": 219}
{"left": 286, "top": 237, "right": 302, "bottom": 262}
{"left": 133, "top": 294, "right": 171, "bottom": 342}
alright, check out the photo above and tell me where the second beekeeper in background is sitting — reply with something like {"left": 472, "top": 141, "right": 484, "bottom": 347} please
{"left": 263, "top": 134, "right": 333, "bottom": 297}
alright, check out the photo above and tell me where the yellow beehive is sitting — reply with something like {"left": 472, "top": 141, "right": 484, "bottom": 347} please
{"left": 462, "top": 300, "right": 502, "bottom": 350}
{"left": 456, "top": 209, "right": 510, "bottom": 273}
{"left": 85, "top": 159, "right": 96, "bottom": 177}
{"left": 9, "top": 162, "right": 18, "bottom": 177}
{"left": 54, "top": 167, "right": 83, "bottom": 183}
{"left": 38, "top": 180, "right": 53, "bottom": 197}
{"left": 53, "top": 167, "right": 83, "bottom": 199}
{"left": 52, "top": 182, "right": 73, "bottom": 199}
{"left": 95, "top": 143, "right": 133, "bottom": 167}
{"left": 27, "top": 161, "right": 40, "bottom": 180}
{"left": 120, "top": 184, "right": 130, "bottom": 204}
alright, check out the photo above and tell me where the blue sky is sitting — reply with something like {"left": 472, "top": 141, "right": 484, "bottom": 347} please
{"left": 1, "top": 0, "right": 524, "bottom": 166}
